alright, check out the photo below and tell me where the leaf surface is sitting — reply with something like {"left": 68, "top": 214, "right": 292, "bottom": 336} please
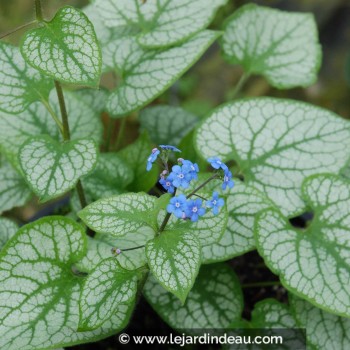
{"left": 195, "top": 98, "right": 350, "bottom": 216}
{"left": 144, "top": 263, "right": 243, "bottom": 329}
{"left": 222, "top": 4, "right": 321, "bottom": 88}
{"left": 0, "top": 41, "right": 52, "bottom": 114}
{"left": 255, "top": 174, "right": 350, "bottom": 317}
{"left": 21, "top": 6, "right": 101, "bottom": 86}
{"left": 79, "top": 258, "right": 137, "bottom": 330}
{"left": 0, "top": 216, "right": 134, "bottom": 349}
{"left": 19, "top": 136, "right": 97, "bottom": 202}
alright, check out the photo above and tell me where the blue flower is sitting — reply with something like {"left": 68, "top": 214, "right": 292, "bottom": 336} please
{"left": 207, "top": 156, "right": 228, "bottom": 171}
{"left": 160, "top": 145, "right": 181, "bottom": 152}
{"left": 167, "top": 194, "right": 188, "bottom": 218}
{"left": 185, "top": 199, "right": 206, "bottom": 222}
{"left": 159, "top": 174, "right": 175, "bottom": 193}
{"left": 206, "top": 191, "right": 225, "bottom": 215}
{"left": 146, "top": 148, "right": 160, "bottom": 171}
{"left": 181, "top": 159, "right": 199, "bottom": 180}
{"left": 170, "top": 165, "right": 193, "bottom": 189}
{"left": 222, "top": 170, "right": 234, "bottom": 190}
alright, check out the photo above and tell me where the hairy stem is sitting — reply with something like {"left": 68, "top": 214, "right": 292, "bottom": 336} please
{"left": 0, "top": 20, "right": 37, "bottom": 40}
{"left": 35, "top": 0, "right": 43, "bottom": 21}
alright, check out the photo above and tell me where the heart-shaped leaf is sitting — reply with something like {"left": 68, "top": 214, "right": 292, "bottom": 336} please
{"left": 78, "top": 192, "right": 157, "bottom": 236}
{"left": 77, "top": 230, "right": 154, "bottom": 272}
{"left": 21, "top": 6, "right": 102, "bottom": 86}
{"left": 0, "top": 216, "right": 134, "bottom": 349}
{"left": 19, "top": 135, "right": 97, "bottom": 202}
{"left": 79, "top": 258, "right": 138, "bottom": 330}
{"left": 255, "top": 174, "right": 350, "bottom": 317}
{"left": 195, "top": 98, "right": 350, "bottom": 216}
{"left": 0, "top": 89, "right": 104, "bottom": 169}
{"left": 290, "top": 294, "right": 350, "bottom": 350}
{"left": 106, "top": 30, "right": 219, "bottom": 117}
{"left": 222, "top": 4, "right": 321, "bottom": 88}
{"left": 94, "top": 0, "right": 227, "bottom": 48}
{"left": 0, "top": 162, "right": 32, "bottom": 214}
{"left": 145, "top": 228, "right": 201, "bottom": 303}
{"left": 144, "top": 263, "right": 243, "bottom": 330}
{"left": 139, "top": 105, "right": 199, "bottom": 146}
{"left": 0, "top": 218, "right": 18, "bottom": 251}
{"left": 0, "top": 41, "right": 52, "bottom": 114}
{"left": 202, "top": 180, "right": 275, "bottom": 263}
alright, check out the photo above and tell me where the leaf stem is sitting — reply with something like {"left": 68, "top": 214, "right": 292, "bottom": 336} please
{"left": 35, "top": 0, "right": 43, "bottom": 21}
{"left": 115, "top": 117, "right": 126, "bottom": 151}
{"left": 0, "top": 20, "right": 37, "bottom": 40}
{"left": 40, "top": 98, "right": 64, "bottom": 134}
{"left": 229, "top": 72, "right": 250, "bottom": 100}
{"left": 54, "top": 81, "right": 91, "bottom": 228}
{"left": 54, "top": 81, "right": 70, "bottom": 141}
{"left": 242, "top": 281, "right": 281, "bottom": 288}
{"left": 158, "top": 188, "right": 177, "bottom": 233}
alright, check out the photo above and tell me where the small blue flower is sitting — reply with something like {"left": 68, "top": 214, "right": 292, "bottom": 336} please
{"left": 207, "top": 156, "right": 228, "bottom": 171}
{"left": 222, "top": 170, "right": 234, "bottom": 190}
{"left": 160, "top": 145, "right": 181, "bottom": 152}
{"left": 167, "top": 194, "right": 188, "bottom": 218}
{"left": 146, "top": 148, "right": 160, "bottom": 171}
{"left": 171, "top": 165, "right": 193, "bottom": 189}
{"left": 185, "top": 199, "right": 206, "bottom": 222}
{"left": 181, "top": 159, "right": 199, "bottom": 180}
{"left": 206, "top": 191, "right": 225, "bottom": 215}
{"left": 159, "top": 174, "right": 175, "bottom": 193}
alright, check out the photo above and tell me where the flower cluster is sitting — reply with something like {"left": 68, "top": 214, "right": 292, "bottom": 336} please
{"left": 146, "top": 145, "right": 234, "bottom": 222}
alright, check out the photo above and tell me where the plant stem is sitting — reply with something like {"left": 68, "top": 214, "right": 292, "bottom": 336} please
{"left": 76, "top": 181, "right": 88, "bottom": 208}
{"left": 115, "top": 117, "right": 126, "bottom": 150}
{"left": 104, "top": 118, "right": 114, "bottom": 152}
{"left": 0, "top": 20, "right": 37, "bottom": 40}
{"left": 54, "top": 81, "right": 90, "bottom": 224}
{"left": 242, "top": 281, "right": 281, "bottom": 288}
{"left": 122, "top": 245, "right": 145, "bottom": 252}
{"left": 158, "top": 188, "right": 177, "bottom": 233}
{"left": 186, "top": 174, "right": 219, "bottom": 199}
{"left": 54, "top": 81, "right": 70, "bottom": 141}
{"left": 40, "top": 98, "right": 64, "bottom": 134}
{"left": 35, "top": 0, "right": 43, "bottom": 21}
{"left": 229, "top": 72, "right": 250, "bottom": 100}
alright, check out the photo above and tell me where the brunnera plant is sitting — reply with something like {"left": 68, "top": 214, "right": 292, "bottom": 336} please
{"left": 0, "top": 0, "right": 349, "bottom": 349}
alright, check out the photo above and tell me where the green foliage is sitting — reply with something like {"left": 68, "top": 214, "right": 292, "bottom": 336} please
{"left": 255, "top": 174, "right": 350, "bottom": 317}
{"left": 222, "top": 4, "right": 322, "bottom": 88}
{"left": 0, "top": 217, "right": 134, "bottom": 349}
{"left": 144, "top": 263, "right": 243, "bottom": 329}
{"left": 21, "top": 6, "right": 102, "bottom": 86}
{"left": 195, "top": 98, "right": 350, "bottom": 216}
{"left": 19, "top": 135, "right": 98, "bottom": 202}
{"left": 1, "top": 0, "right": 350, "bottom": 348}
{"left": 0, "top": 41, "right": 52, "bottom": 114}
